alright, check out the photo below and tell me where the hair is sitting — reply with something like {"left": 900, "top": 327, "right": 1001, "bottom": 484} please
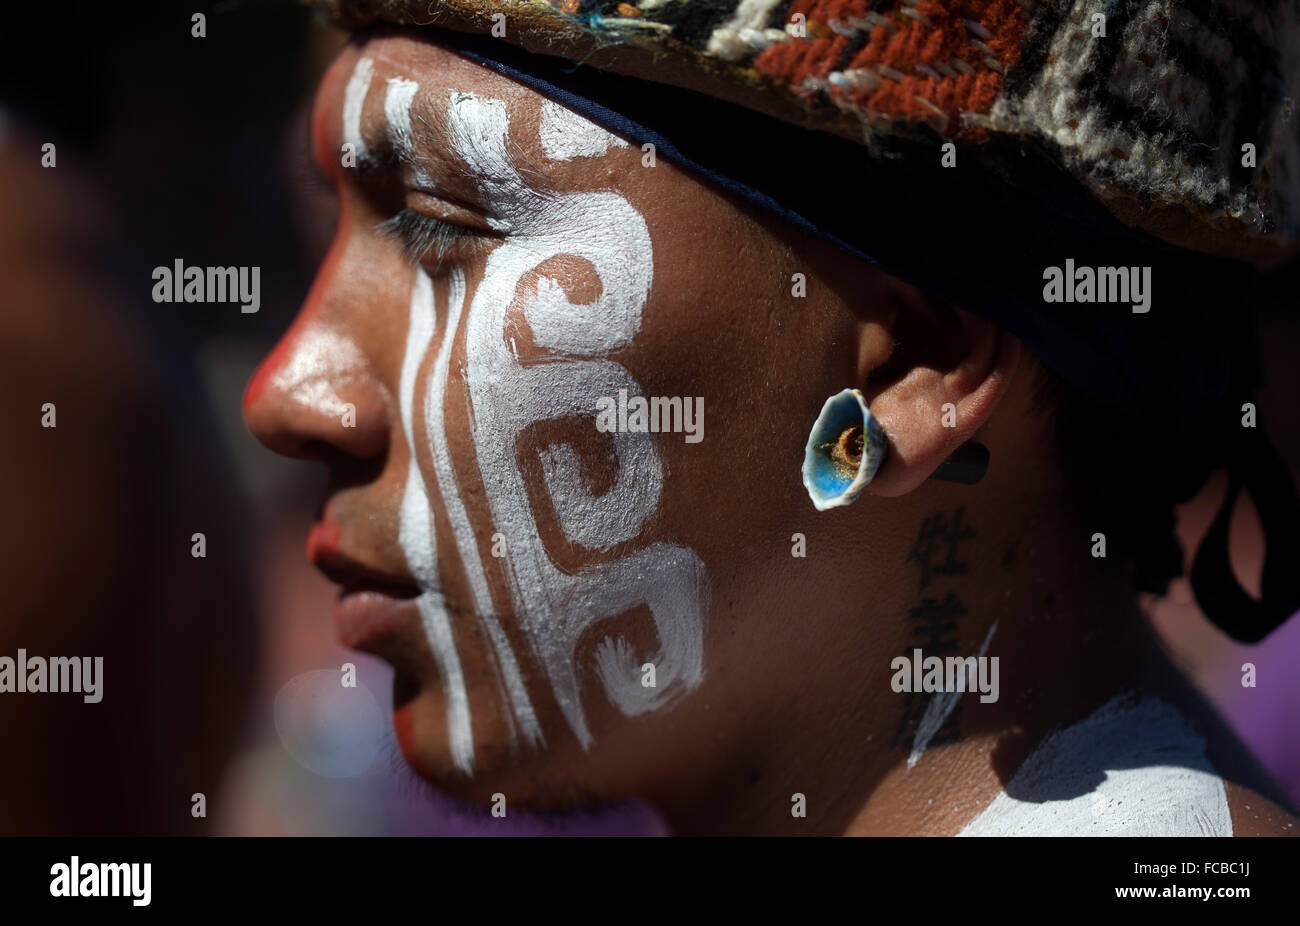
{"left": 1026, "top": 354, "right": 1183, "bottom": 598}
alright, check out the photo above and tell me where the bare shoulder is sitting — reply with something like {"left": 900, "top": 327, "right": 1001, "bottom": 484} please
{"left": 1190, "top": 704, "right": 1300, "bottom": 836}
{"left": 1142, "top": 640, "right": 1299, "bottom": 836}
{"left": 1223, "top": 779, "right": 1299, "bottom": 836}
{"left": 1186, "top": 702, "right": 1300, "bottom": 835}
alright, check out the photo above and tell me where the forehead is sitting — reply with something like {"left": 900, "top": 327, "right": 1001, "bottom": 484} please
{"left": 315, "top": 32, "right": 631, "bottom": 186}
{"left": 342, "top": 31, "right": 519, "bottom": 105}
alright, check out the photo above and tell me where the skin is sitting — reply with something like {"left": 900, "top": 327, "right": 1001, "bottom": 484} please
{"left": 244, "top": 29, "right": 1298, "bottom": 835}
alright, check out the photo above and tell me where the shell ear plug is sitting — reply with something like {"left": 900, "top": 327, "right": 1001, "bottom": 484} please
{"left": 802, "top": 389, "right": 886, "bottom": 510}
{"left": 802, "top": 389, "right": 989, "bottom": 510}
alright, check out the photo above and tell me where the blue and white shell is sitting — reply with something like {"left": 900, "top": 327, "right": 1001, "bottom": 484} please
{"left": 801, "top": 388, "right": 887, "bottom": 511}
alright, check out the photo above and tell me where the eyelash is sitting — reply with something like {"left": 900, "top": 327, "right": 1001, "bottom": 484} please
{"left": 376, "top": 209, "right": 477, "bottom": 265}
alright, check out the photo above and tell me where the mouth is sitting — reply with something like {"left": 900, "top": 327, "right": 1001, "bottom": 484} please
{"left": 332, "top": 587, "right": 422, "bottom": 666}
{"left": 307, "top": 522, "right": 424, "bottom": 662}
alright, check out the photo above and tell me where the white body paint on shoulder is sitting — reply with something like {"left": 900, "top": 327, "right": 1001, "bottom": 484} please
{"left": 539, "top": 99, "right": 629, "bottom": 161}
{"left": 958, "top": 693, "right": 1232, "bottom": 836}
{"left": 448, "top": 90, "right": 708, "bottom": 750}
{"left": 342, "top": 56, "right": 375, "bottom": 164}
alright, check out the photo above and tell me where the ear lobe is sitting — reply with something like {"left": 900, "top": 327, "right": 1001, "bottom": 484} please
{"left": 860, "top": 310, "right": 1020, "bottom": 498}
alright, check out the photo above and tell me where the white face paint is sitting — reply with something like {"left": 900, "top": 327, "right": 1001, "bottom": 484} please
{"left": 907, "top": 621, "right": 997, "bottom": 770}
{"left": 397, "top": 269, "right": 475, "bottom": 774}
{"left": 420, "top": 267, "right": 542, "bottom": 750}
{"left": 346, "top": 58, "right": 708, "bottom": 764}
{"left": 958, "top": 693, "right": 1232, "bottom": 836}
{"left": 385, "top": 75, "right": 437, "bottom": 190}
{"left": 539, "top": 99, "right": 629, "bottom": 161}
{"left": 342, "top": 56, "right": 375, "bottom": 164}
{"left": 383, "top": 76, "right": 419, "bottom": 162}
{"left": 383, "top": 69, "right": 545, "bottom": 764}
{"left": 446, "top": 90, "right": 708, "bottom": 749}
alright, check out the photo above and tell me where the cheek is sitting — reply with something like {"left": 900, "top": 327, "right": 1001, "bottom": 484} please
{"left": 624, "top": 222, "right": 856, "bottom": 652}
{"left": 439, "top": 187, "right": 714, "bottom": 746}
{"left": 504, "top": 256, "right": 603, "bottom": 359}
{"left": 625, "top": 227, "right": 796, "bottom": 490}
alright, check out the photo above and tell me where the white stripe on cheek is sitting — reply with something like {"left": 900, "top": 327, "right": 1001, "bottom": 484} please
{"left": 342, "top": 56, "right": 374, "bottom": 164}
{"left": 425, "top": 268, "right": 543, "bottom": 749}
{"left": 450, "top": 90, "right": 709, "bottom": 748}
{"left": 398, "top": 268, "right": 475, "bottom": 774}
{"left": 415, "top": 593, "right": 475, "bottom": 774}
{"left": 397, "top": 271, "right": 433, "bottom": 454}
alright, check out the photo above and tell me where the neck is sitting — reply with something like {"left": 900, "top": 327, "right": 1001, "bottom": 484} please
{"left": 844, "top": 490, "right": 1145, "bottom": 835}
{"left": 659, "top": 429, "right": 1149, "bottom": 835}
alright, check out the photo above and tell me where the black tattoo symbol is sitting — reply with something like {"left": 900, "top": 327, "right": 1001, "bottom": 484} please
{"left": 906, "top": 506, "right": 975, "bottom": 592}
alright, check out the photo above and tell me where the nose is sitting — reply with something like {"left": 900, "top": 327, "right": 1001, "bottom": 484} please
{"left": 243, "top": 315, "right": 390, "bottom": 464}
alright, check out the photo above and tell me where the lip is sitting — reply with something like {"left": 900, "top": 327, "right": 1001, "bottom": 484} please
{"left": 307, "top": 520, "right": 423, "bottom": 657}
{"left": 332, "top": 587, "right": 422, "bottom": 656}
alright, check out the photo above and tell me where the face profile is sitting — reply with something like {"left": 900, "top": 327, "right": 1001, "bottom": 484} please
{"left": 243, "top": 24, "right": 1300, "bottom": 837}
{"left": 249, "top": 33, "right": 755, "bottom": 798}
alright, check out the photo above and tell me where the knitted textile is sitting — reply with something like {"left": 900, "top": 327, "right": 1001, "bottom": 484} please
{"left": 313, "top": 0, "right": 1300, "bottom": 266}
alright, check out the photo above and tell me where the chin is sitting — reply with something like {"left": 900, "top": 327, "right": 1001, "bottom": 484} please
{"left": 389, "top": 678, "right": 629, "bottom": 816}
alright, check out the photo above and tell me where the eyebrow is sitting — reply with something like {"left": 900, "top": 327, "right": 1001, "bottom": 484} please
{"left": 399, "top": 89, "right": 561, "bottom": 200}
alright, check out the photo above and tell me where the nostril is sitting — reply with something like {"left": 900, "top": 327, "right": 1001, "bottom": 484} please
{"left": 245, "top": 389, "right": 391, "bottom": 465}
{"left": 301, "top": 436, "right": 388, "bottom": 487}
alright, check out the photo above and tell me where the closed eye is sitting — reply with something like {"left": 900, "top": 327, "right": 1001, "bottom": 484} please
{"left": 376, "top": 209, "right": 479, "bottom": 265}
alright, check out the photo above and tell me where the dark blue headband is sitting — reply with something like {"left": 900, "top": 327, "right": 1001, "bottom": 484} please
{"left": 423, "top": 27, "right": 1300, "bottom": 642}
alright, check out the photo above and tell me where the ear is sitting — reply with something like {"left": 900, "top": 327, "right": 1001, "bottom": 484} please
{"left": 857, "top": 282, "right": 1021, "bottom": 498}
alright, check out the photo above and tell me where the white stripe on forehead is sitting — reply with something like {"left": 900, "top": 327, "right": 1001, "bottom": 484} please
{"left": 383, "top": 76, "right": 419, "bottom": 162}
{"left": 446, "top": 91, "right": 531, "bottom": 214}
{"left": 385, "top": 75, "right": 436, "bottom": 189}
{"left": 539, "top": 100, "right": 629, "bottom": 162}
{"left": 342, "top": 56, "right": 375, "bottom": 164}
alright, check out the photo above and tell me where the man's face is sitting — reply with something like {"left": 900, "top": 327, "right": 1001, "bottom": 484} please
{"left": 245, "top": 31, "right": 889, "bottom": 809}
